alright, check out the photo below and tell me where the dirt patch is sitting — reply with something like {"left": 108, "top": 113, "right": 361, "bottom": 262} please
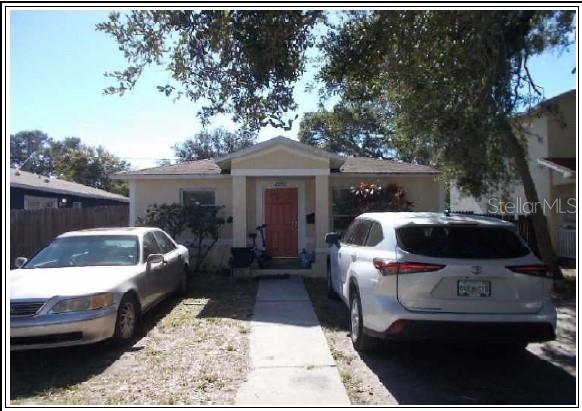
{"left": 10, "top": 273, "right": 257, "bottom": 405}
{"left": 304, "top": 278, "right": 576, "bottom": 405}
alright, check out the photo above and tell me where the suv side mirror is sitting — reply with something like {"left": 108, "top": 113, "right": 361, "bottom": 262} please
{"left": 14, "top": 257, "right": 28, "bottom": 268}
{"left": 325, "top": 232, "right": 341, "bottom": 247}
{"left": 146, "top": 254, "right": 164, "bottom": 265}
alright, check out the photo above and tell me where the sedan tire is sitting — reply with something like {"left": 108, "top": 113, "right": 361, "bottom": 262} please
{"left": 113, "top": 294, "right": 140, "bottom": 344}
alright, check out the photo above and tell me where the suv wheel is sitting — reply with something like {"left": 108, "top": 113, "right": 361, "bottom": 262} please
{"left": 350, "top": 289, "right": 377, "bottom": 352}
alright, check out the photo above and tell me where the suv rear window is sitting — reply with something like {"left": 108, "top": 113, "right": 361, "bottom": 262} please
{"left": 396, "top": 225, "right": 530, "bottom": 259}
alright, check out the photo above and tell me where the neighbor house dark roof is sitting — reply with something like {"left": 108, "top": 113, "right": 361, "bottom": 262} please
{"left": 10, "top": 169, "right": 129, "bottom": 202}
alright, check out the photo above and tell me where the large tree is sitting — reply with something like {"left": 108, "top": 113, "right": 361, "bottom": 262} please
{"left": 298, "top": 104, "right": 433, "bottom": 164}
{"left": 10, "top": 132, "right": 131, "bottom": 196}
{"left": 98, "top": 10, "right": 575, "bottom": 268}
{"left": 10, "top": 130, "right": 54, "bottom": 175}
{"left": 172, "top": 128, "right": 256, "bottom": 161}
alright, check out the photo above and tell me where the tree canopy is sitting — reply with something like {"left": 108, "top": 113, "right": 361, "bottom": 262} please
{"left": 10, "top": 131, "right": 131, "bottom": 196}
{"left": 172, "top": 128, "right": 256, "bottom": 162}
{"left": 298, "top": 104, "right": 433, "bottom": 164}
{"left": 319, "top": 10, "right": 575, "bottom": 196}
{"left": 97, "top": 11, "right": 324, "bottom": 131}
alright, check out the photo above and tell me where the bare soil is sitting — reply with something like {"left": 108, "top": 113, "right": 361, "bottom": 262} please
{"left": 10, "top": 273, "right": 257, "bottom": 405}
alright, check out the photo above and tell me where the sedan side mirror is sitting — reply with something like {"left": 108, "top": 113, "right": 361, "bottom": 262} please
{"left": 146, "top": 254, "right": 164, "bottom": 265}
{"left": 325, "top": 232, "right": 341, "bottom": 247}
{"left": 14, "top": 257, "right": 28, "bottom": 268}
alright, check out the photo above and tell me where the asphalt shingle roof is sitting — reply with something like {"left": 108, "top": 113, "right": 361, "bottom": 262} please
{"left": 338, "top": 157, "right": 438, "bottom": 174}
{"left": 116, "top": 156, "right": 438, "bottom": 176}
{"left": 10, "top": 169, "right": 129, "bottom": 202}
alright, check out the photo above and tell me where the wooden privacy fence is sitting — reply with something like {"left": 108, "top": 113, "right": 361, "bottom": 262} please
{"left": 10, "top": 205, "right": 129, "bottom": 266}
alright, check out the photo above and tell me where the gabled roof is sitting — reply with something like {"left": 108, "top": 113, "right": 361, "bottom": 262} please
{"left": 10, "top": 169, "right": 129, "bottom": 202}
{"left": 114, "top": 137, "right": 439, "bottom": 178}
{"left": 215, "top": 136, "right": 345, "bottom": 169}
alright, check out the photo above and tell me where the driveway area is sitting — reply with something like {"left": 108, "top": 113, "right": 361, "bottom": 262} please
{"left": 10, "top": 275, "right": 257, "bottom": 405}
{"left": 305, "top": 278, "right": 577, "bottom": 405}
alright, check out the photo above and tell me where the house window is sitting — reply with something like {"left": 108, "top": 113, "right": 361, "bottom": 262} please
{"left": 24, "top": 195, "right": 58, "bottom": 210}
{"left": 72, "top": 202, "right": 82, "bottom": 209}
{"left": 332, "top": 187, "right": 357, "bottom": 232}
{"left": 181, "top": 190, "right": 216, "bottom": 207}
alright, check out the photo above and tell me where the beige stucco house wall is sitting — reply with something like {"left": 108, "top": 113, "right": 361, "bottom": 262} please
{"left": 450, "top": 89, "right": 576, "bottom": 258}
{"left": 116, "top": 137, "right": 444, "bottom": 276}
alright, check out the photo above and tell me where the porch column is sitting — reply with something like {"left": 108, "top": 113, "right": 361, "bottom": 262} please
{"left": 232, "top": 175, "right": 247, "bottom": 247}
{"left": 314, "top": 175, "right": 330, "bottom": 276}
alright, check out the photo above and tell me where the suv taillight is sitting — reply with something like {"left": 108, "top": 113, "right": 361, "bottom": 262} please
{"left": 373, "top": 259, "right": 445, "bottom": 275}
{"left": 506, "top": 264, "right": 553, "bottom": 278}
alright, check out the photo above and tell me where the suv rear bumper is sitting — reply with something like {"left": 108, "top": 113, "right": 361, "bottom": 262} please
{"left": 366, "top": 319, "right": 555, "bottom": 342}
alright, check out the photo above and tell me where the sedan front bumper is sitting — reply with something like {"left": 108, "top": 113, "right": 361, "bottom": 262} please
{"left": 10, "top": 306, "right": 118, "bottom": 351}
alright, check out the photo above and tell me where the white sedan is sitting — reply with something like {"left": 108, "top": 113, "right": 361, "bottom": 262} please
{"left": 10, "top": 227, "right": 189, "bottom": 350}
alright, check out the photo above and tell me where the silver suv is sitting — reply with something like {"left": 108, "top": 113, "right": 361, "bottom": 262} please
{"left": 326, "top": 212, "right": 557, "bottom": 351}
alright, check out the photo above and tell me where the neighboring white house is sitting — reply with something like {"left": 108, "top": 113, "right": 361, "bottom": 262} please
{"left": 450, "top": 89, "right": 577, "bottom": 259}
{"left": 114, "top": 136, "right": 445, "bottom": 276}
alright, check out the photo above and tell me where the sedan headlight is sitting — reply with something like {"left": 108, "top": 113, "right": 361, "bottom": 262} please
{"left": 50, "top": 293, "right": 114, "bottom": 313}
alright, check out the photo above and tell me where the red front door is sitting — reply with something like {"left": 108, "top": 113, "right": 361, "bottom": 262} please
{"left": 265, "top": 188, "right": 298, "bottom": 257}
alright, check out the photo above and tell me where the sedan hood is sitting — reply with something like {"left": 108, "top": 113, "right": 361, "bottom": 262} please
{"left": 10, "top": 266, "right": 141, "bottom": 299}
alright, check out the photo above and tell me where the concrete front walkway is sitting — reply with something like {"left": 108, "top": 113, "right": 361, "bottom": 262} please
{"left": 235, "top": 276, "right": 350, "bottom": 405}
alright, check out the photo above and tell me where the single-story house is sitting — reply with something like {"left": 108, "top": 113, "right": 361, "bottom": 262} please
{"left": 10, "top": 168, "right": 129, "bottom": 209}
{"left": 113, "top": 137, "right": 444, "bottom": 276}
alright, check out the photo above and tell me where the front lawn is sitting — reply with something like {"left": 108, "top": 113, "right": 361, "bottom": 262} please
{"left": 10, "top": 273, "right": 257, "bottom": 405}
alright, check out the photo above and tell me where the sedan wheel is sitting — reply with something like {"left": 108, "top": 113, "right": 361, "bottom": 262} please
{"left": 113, "top": 295, "right": 139, "bottom": 343}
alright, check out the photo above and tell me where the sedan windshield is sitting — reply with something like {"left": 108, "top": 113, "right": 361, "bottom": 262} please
{"left": 23, "top": 235, "right": 139, "bottom": 268}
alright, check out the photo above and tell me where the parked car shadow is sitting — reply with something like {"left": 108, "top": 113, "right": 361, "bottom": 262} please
{"left": 361, "top": 341, "right": 576, "bottom": 405}
{"left": 10, "top": 295, "right": 182, "bottom": 400}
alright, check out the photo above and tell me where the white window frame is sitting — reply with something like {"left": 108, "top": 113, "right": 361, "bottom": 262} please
{"left": 24, "top": 195, "right": 58, "bottom": 210}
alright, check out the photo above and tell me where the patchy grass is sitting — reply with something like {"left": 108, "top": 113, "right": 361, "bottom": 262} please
{"left": 10, "top": 273, "right": 257, "bottom": 405}
{"left": 303, "top": 278, "right": 395, "bottom": 405}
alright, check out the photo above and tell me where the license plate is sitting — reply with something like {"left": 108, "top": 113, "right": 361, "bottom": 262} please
{"left": 457, "top": 279, "right": 491, "bottom": 297}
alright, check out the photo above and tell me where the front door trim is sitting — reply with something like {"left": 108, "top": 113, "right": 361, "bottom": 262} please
{"left": 256, "top": 179, "right": 306, "bottom": 254}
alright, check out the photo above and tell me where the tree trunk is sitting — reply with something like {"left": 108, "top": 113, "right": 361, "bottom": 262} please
{"left": 502, "top": 122, "right": 560, "bottom": 275}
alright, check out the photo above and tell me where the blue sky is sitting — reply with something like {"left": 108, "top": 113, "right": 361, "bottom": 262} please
{"left": 10, "top": 10, "right": 577, "bottom": 169}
